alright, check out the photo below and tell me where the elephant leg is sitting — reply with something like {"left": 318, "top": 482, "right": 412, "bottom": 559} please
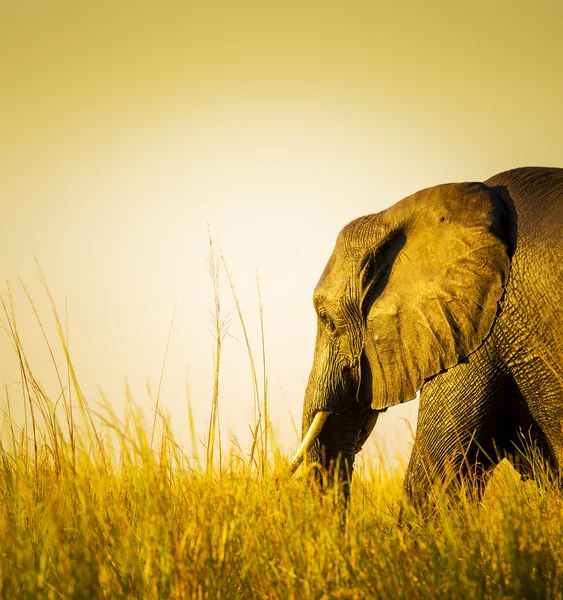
{"left": 502, "top": 348, "right": 563, "bottom": 473}
{"left": 404, "top": 338, "right": 523, "bottom": 509}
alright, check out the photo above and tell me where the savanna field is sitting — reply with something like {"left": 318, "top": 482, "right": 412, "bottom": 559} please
{"left": 2, "top": 267, "right": 563, "bottom": 599}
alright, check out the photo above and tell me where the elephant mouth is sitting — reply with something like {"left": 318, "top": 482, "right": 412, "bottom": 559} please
{"left": 289, "top": 409, "right": 379, "bottom": 476}
{"left": 355, "top": 409, "right": 380, "bottom": 452}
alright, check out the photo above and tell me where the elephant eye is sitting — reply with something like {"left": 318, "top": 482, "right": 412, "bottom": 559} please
{"left": 319, "top": 310, "right": 337, "bottom": 333}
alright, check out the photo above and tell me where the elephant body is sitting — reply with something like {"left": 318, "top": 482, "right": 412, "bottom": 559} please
{"left": 407, "top": 168, "right": 563, "bottom": 501}
{"left": 300, "top": 167, "right": 563, "bottom": 507}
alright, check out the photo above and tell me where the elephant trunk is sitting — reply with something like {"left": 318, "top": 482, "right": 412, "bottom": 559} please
{"left": 314, "top": 414, "right": 359, "bottom": 502}
{"left": 297, "top": 352, "right": 377, "bottom": 505}
{"left": 303, "top": 411, "right": 373, "bottom": 506}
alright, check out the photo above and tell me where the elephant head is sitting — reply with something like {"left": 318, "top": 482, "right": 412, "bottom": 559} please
{"left": 292, "top": 181, "right": 512, "bottom": 500}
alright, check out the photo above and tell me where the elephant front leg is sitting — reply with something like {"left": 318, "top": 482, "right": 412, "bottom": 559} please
{"left": 404, "top": 340, "right": 512, "bottom": 510}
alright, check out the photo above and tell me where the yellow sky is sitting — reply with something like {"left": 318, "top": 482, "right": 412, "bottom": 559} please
{"left": 1, "top": 1, "right": 562, "bottom": 467}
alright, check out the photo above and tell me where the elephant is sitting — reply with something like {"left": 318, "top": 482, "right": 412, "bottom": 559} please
{"left": 290, "top": 166, "right": 563, "bottom": 509}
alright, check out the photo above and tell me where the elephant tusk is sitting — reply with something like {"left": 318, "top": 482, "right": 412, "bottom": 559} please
{"left": 355, "top": 410, "right": 379, "bottom": 453}
{"left": 288, "top": 411, "right": 330, "bottom": 475}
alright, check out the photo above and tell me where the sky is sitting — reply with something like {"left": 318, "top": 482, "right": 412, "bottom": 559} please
{"left": 1, "top": 1, "right": 562, "bottom": 471}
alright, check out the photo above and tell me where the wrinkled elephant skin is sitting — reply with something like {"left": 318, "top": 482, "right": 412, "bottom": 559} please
{"left": 298, "top": 167, "right": 563, "bottom": 510}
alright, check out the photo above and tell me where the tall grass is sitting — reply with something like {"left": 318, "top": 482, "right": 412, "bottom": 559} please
{"left": 1, "top": 256, "right": 563, "bottom": 599}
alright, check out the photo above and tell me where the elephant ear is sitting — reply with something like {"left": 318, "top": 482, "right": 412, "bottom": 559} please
{"left": 359, "top": 182, "right": 511, "bottom": 410}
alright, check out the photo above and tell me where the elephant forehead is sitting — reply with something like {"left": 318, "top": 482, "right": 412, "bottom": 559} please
{"left": 314, "top": 219, "right": 387, "bottom": 297}
{"left": 340, "top": 214, "right": 388, "bottom": 252}
{"left": 314, "top": 265, "right": 351, "bottom": 308}
{"left": 314, "top": 242, "right": 353, "bottom": 299}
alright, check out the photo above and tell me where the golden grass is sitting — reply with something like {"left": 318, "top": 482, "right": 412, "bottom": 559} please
{"left": 2, "top": 256, "right": 563, "bottom": 599}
